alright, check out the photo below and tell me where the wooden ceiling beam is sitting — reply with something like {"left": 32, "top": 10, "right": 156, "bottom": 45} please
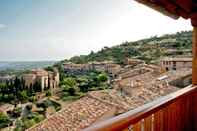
{"left": 173, "top": 0, "right": 192, "bottom": 13}
{"left": 134, "top": 0, "right": 197, "bottom": 28}
{"left": 176, "top": 9, "right": 190, "bottom": 19}
{"left": 135, "top": 0, "right": 196, "bottom": 20}
{"left": 159, "top": 0, "right": 191, "bottom": 18}
{"left": 191, "top": 13, "right": 197, "bottom": 26}
{"left": 134, "top": 0, "right": 180, "bottom": 19}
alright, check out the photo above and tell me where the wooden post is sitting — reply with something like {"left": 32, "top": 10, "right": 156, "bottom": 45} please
{"left": 192, "top": 27, "right": 197, "bottom": 85}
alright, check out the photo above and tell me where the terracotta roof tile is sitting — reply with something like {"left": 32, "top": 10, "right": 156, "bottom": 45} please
{"left": 28, "top": 96, "right": 113, "bottom": 131}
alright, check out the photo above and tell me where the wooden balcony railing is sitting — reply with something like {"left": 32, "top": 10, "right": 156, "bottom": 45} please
{"left": 83, "top": 85, "right": 197, "bottom": 131}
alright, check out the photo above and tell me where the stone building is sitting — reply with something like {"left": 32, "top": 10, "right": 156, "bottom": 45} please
{"left": 104, "top": 63, "right": 121, "bottom": 78}
{"left": 124, "top": 58, "right": 145, "bottom": 66}
{"left": 32, "top": 69, "right": 49, "bottom": 90}
{"left": 160, "top": 57, "right": 192, "bottom": 71}
{"left": 23, "top": 68, "right": 59, "bottom": 91}
{"left": 63, "top": 63, "right": 93, "bottom": 75}
{"left": 48, "top": 69, "right": 59, "bottom": 89}
{"left": 0, "top": 75, "right": 15, "bottom": 83}
{"left": 63, "top": 61, "right": 121, "bottom": 77}
{"left": 22, "top": 74, "right": 37, "bottom": 88}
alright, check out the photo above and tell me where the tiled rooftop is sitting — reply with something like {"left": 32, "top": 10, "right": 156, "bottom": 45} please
{"left": 28, "top": 96, "right": 114, "bottom": 131}
{"left": 27, "top": 66, "right": 191, "bottom": 131}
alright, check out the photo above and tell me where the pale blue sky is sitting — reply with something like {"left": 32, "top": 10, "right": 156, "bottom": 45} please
{"left": 0, "top": 0, "right": 192, "bottom": 61}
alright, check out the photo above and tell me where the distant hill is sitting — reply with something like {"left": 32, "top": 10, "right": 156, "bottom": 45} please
{"left": 67, "top": 31, "right": 192, "bottom": 64}
{"left": 0, "top": 61, "right": 56, "bottom": 71}
{"left": 0, "top": 61, "right": 56, "bottom": 76}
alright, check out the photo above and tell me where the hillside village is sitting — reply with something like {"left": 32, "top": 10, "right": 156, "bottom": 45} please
{"left": 28, "top": 57, "right": 192, "bottom": 130}
{"left": 0, "top": 31, "right": 193, "bottom": 131}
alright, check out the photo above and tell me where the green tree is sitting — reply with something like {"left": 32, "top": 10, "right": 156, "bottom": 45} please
{"left": 33, "top": 81, "right": 42, "bottom": 92}
{"left": 0, "top": 83, "right": 6, "bottom": 97}
{"left": 61, "top": 77, "right": 78, "bottom": 95}
{"left": 69, "top": 56, "right": 87, "bottom": 64}
{"left": 46, "top": 90, "right": 52, "bottom": 97}
{"left": 0, "top": 112, "right": 11, "bottom": 128}
{"left": 54, "top": 63, "right": 64, "bottom": 81}
{"left": 12, "top": 107, "right": 22, "bottom": 118}
{"left": 67, "top": 87, "right": 76, "bottom": 96}
{"left": 18, "top": 90, "right": 28, "bottom": 101}
{"left": 98, "top": 74, "right": 108, "bottom": 82}
{"left": 28, "top": 84, "right": 34, "bottom": 97}
{"left": 14, "top": 77, "right": 21, "bottom": 99}
{"left": 78, "top": 77, "right": 89, "bottom": 92}
{"left": 61, "top": 78, "right": 77, "bottom": 90}
{"left": 44, "top": 66, "right": 54, "bottom": 72}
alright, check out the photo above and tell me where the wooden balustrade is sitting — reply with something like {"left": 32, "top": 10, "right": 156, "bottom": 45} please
{"left": 83, "top": 85, "right": 197, "bottom": 131}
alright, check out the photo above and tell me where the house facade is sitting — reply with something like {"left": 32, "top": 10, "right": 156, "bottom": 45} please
{"left": 63, "top": 63, "right": 93, "bottom": 75}
{"left": 124, "top": 58, "right": 145, "bottom": 66}
{"left": 0, "top": 75, "right": 15, "bottom": 83}
{"left": 63, "top": 61, "right": 121, "bottom": 77}
{"left": 23, "top": 68, "right": 59, "bottom": 91}
{"left": 160, "top": 57, "right": 192, "bottom": 71}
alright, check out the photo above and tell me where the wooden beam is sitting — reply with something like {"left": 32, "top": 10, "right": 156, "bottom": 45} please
{"left": 174, "top": 0, "right": 192, "bottom": 13}
{"left": 134, "top": 0, "right": 179, "bottom": 19}
{"left": 192, "top": 27, "right": 197, "bottom": 85}
{"left": 191, "top": 13, "right": 197, "bottom": 26}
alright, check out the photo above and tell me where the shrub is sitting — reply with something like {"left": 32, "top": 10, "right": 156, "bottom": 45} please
{"left": 14, "top": 119, "right": 24, "bottom": 131}
{"left": 25, "top": 104, "right": 32, "bottom": 111}
{"left": 67, "top": 87, "right": 76, "bottom": 96}
{"left": 0, "top": 112, "right": 11, "bottom": 128}
{"left": 15, "top": 113, "right": 45, "bottom": 130}
{"left": 23, "top": 119, "right": 36, "bottom": 129}
{"left": 32, "top": 113, "right": 44, "bottom": 123}
{"left": 46, "top": 91, "right": 52, "bottom": 97}
{"left": 18, "top": 90, "right": 28, "bottom": 102}
{"left": 98, "top": 74, "right": 108, "bottom": 82}
{"left": 36, "top": 102, "right": 47, "bottom": 109}
{"left": 28, "top": 96, "right": 36, "bottom": 103}
{"left": 12, "top": 107, "right": 22, "bottom": 118}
